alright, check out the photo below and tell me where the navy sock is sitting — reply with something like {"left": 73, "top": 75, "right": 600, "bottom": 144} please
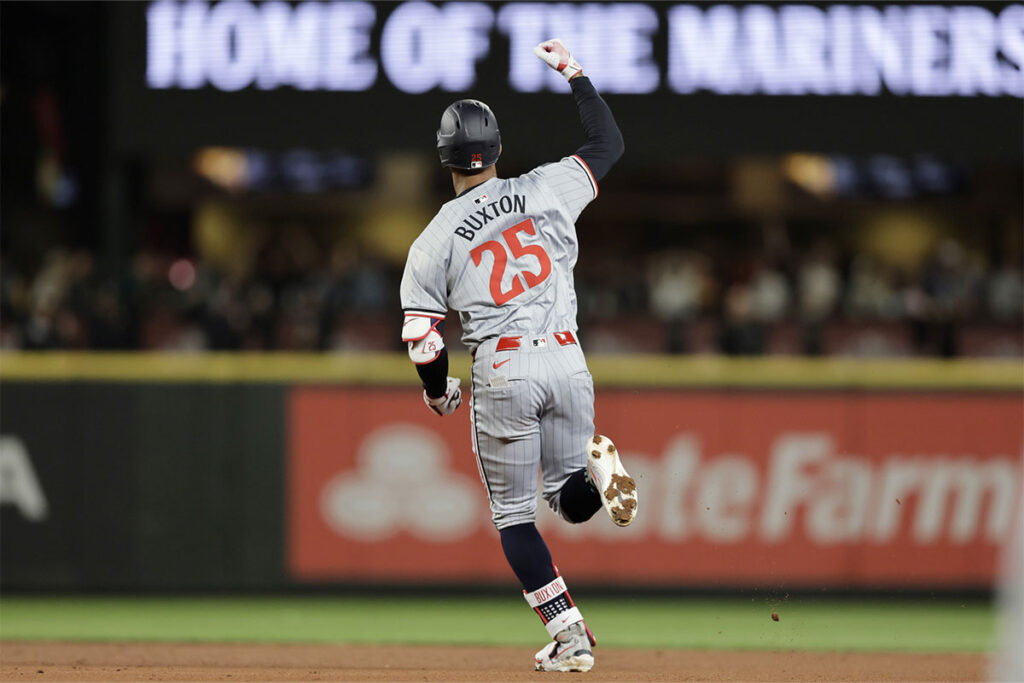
{"left": 558, "top": 468, "right": 602, "bottom": 523}
{"left": 499, "top": 523, "right": 558, "bottom": 592}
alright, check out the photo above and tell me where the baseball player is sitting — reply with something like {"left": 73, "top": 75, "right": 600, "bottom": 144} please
{"left": 400, "top": 39, "right": 635, "bottom": 673}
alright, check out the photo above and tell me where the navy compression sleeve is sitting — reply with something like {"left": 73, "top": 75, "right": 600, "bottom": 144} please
{"left": 569, "top": 76, "right": 624, "bottom": 181}
{"left": 407, "top": 316, "right": 449, "bottom": 398}
{"left": 417, "top": 346, "right": 449, "bottom": 398}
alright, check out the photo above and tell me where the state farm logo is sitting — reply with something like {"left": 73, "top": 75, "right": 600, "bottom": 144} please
{"left": 319, "top": 424, "right": 481, "bottom": 542}
{"left": 539, "top": 433, "right": 1022, "bottom": 546}
{"left": 316, "top": 424, "right": 1021, "bottom": 548}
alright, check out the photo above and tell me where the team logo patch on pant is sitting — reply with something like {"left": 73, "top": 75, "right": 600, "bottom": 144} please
{"left": 554, "top": 331, "right": 576, "bottom": 346}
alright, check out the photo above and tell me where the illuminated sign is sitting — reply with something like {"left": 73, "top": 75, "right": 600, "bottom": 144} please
{"left": 146, "top": 1, "right": 1024, "bottom": 96}
{"left": 668, "top": 4, "right": 1024, "bottom": 96}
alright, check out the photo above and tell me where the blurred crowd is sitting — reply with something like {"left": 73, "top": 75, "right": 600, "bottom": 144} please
{"left": 0, "top": 243, "right": 396, "bottom": 352}
{"left": 581, "top": 239, "right": 1021, "bottom": 356}
{"left": 2, "top": 236, "right": 1020, "bottom": 357}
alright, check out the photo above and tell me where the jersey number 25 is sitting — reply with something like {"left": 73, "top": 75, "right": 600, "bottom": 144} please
{"left": 470, "top": 218, "right": 552, "bottom": 306}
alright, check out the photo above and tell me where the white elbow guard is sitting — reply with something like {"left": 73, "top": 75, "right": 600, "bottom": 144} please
{"left": 403, "top": 313, "right": 445, "bottom": 365}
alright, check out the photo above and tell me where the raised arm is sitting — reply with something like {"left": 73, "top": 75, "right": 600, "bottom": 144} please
{"left": 535, "top": 39, "right": 625, "bottom": 181}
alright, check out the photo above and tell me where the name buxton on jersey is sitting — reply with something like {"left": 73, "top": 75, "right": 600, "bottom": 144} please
{"left": 455, "top": 194, "right": 527, "bottom": 241}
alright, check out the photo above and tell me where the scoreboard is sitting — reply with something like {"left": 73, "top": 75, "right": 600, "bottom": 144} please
{"left": 110, "top": 2, "right": 1024, "bottom": 160}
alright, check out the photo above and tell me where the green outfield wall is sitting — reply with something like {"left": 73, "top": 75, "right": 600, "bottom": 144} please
{"left": 1, "top": 353, "right": 1020, "bottom": 591}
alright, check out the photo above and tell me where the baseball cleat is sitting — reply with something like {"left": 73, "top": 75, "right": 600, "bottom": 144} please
{"left": 587, "top": 434, "right": 638, "bottom": 527}
{"left": 534, "top": 621, "right": 594, "bottom": 672}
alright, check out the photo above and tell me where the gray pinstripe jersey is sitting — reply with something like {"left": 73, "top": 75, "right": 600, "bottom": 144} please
{"left": 400, "top": 155, "right": 598, "bottom": 351}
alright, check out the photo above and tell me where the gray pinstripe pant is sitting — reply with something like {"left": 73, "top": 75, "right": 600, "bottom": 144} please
{"left": 470, "top": 334, "right": 595, "bottom": 530}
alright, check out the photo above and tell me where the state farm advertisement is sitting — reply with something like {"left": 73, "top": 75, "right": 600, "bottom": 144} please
{"left": 287, "top": 388, "right": 1022, "bottom": 588}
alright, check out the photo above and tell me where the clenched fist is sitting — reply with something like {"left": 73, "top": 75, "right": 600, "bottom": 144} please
{"left": 534, "top": 39, "right": 583, "bottom": 82}
{"left": 424, "top": 377, "right": 462, "bottom": 417}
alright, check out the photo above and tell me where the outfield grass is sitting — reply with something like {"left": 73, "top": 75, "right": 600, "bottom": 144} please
{"left": 0, "top": 596, "right": 994, "bottom": 652}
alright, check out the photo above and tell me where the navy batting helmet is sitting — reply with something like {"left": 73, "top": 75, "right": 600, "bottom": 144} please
{"left": 436, "top": 99, "right": 501, "bottom": 171}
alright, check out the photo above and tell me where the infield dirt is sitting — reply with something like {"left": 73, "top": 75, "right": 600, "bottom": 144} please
{"left": 0, "top": 641, "right": 986, "bottom": 682}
